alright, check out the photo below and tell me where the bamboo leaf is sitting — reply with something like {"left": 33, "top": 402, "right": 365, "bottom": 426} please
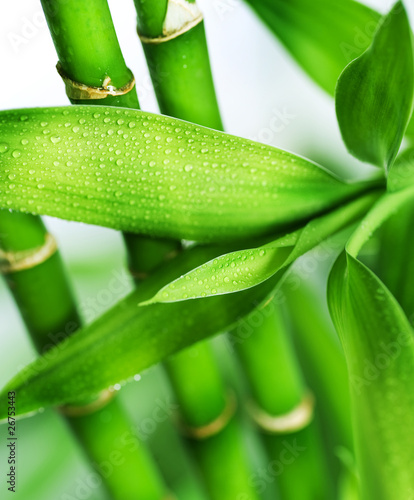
{"left": 0, "top": 106, "right": 374, "bottom": 243}
{"left": 143, "top": 191, "right": 381, "bottom": 303}
{"left": 243, "top": 0, "right": 380, "bottom": 96}
{"left": 336, "top": 1, "right": 414, "bottom": 169}
{"left": 328, "top": 187, "right": 414, "bottom": 500}
{"left": 244, "top": 0, "right": 414, "bottom": 140}
{"left": 0, "top": 245, "right": 281, "bottom": 420}
{"left": 387, "top": 147, "right": 414, "bottom": 192}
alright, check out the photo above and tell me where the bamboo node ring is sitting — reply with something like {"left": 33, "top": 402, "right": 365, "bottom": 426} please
{"left": 178, "top": 391, "right": 237, "bottom": 440}
{"left": 247, "top": 392, "right": 315, "bottom": 434}
{"left": 0, "top": 233, "right": 58, "bottom": 274}
{"left": 56, "top": 62, "right": 136, "bottom": 100}
{"left": 58, "top": 389, "right": 115, "bottom": 417}
{"left": 138, "top": 0, "right": 203, "bottom": 44}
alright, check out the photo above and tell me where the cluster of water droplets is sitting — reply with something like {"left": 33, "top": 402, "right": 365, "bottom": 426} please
{"left": 0, "top": 106, "right": 346, "bottom": 241}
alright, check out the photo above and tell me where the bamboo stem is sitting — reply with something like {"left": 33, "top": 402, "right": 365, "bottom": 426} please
{"left": 134, "top": 0, "right": 222, "bottom": 129}
{"left": 284, "top": 281, "right": 353, "bottom": 453}
{"left": 42, "top": 0, "right": 139, "bottom": 108}
{"left": 38, "top": 1, "right": 169, "bottom": 498}
{"left": 132, "top": 2, "right": 261, "bottom": 498}
{"left": 0, "top": 209, "right": 166, "bottom": 499}
{"left": 231, "top": 299, "right": 333, "bottom": 499}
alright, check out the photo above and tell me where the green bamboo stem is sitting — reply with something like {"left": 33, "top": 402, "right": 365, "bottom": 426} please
{"left": 41, "top": 0, "right": 139, "bottom": 108}
{"left": 164, "top": 343, "right": 227, "bottom": 429}
{"left": 0, "top": 211, "right": 79, "bottom": 352}
{"left": 232, "top": 299, "right": 333, "bottom": 500}
{"left": 0, "top": 209, "right": 166, "bottom": 500}
{"left": 39, "top": 1, "right": 169, "bottom": 498}
{"left": 283, "top": 281, "right": 353, "bottom": 452}
{"left": 132, "top": 3, "right": 261, "bottom": 498}
{"left": 134, "top": 0, "right": 222, "bottom": 129}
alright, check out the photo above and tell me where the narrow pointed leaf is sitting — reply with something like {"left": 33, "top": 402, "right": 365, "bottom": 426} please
{"left": 143, "top": 191, "right": 381, "bottom": 303}
{"left": 243, "top": 0, "right": 380, "bottom": 96}
{"left": 0, "top": 106, "right": 367, "bottom": 243}
{"left": 0, "top": 245, "right": 281, "bottom": 420}
{"left": 328, "top": 187, "right": 414, "bottom": 500}
{"left": 336, "top": 1, "right": 414, "bottom": 169}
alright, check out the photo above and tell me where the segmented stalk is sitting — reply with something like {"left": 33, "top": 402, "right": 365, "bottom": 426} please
{"left": 39, "top": 0, "right": 169, "bottom": 498}
{"left": 231, "top": 300, "right": 333, "bottom": 499}
{"left": 133, "top": 1, "right": 260, "bottom": 498}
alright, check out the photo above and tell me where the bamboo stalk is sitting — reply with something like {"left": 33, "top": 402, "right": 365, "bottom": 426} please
{"left": 283, "top": 281, "right": 353, "bottom": 453}
{"left": 0, "top": 208, "right": 167, "bottom": 500}
{"left": 134, "top": 0, "right": 222, "bottom": 129}
{"left": 231, "top": 299, "right": 333, "bottom": 499}
{"left": 38, "top": 1, "right": 170, "bottom": 498}
{"left": 42, "top": 0, "right": 139, "bottom": 108}
{"left": 132, "top": 1, "right": 261, "bottom": 498}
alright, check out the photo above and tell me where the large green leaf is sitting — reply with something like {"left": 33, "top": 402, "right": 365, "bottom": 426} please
{"left": 0, "top": 106, "right": 369, "bottom": 243}
{"left": 336, "top": 1, "right": 414, "bottom": 169}
{"left": 0, "top": 245, "right": 281, "bottom": 420}
{"left": 243, "top": 0, "right": 380, "bottom": 96}
{"left": 143, "top": 191, "right": 381, "bottom": 303}
{"left": 328, "top": 186, "right": 414, "bottom": 500}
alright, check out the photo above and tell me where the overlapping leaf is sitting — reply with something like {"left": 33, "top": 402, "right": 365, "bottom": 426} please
{"left": 244, "top": 0, "right": 414, "bottom": 140}
{"left": 336, "top": 2, "right": 414, "bottom": 169}
{"left": 328, "top": 186, "right": 414, "bottom": 500}
{"left": 0, "top": 245, "right": 281, "bottom": 420}
{"left": 143, "top": 191, "right": 381, "bottom": 303}
{"left": 0, "top": 106, "right": 370, "bottom": 243}
{"left": 387, "top": 147, "right": 414, "bottom": 192}
{"left": 243, "top": 0, "right": 380, "bottom": 96}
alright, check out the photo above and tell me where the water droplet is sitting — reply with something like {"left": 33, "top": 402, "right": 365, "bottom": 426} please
{"left": 12, "top": 150, "right": 21, "bottom": 158}
{"left": 50, "top": 136, "right": 61, "bottom": 144}
{"left": 184, "top": 164, "right": 193, "bottom": 172}
{"left": 0, "top": 143, "right": 9, "bottom": 153}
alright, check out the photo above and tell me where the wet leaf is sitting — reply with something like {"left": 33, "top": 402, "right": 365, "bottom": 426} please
{"left": 0, "top": 245, "right": 281, "bottom": 419}
{"left": 328, "top": 186, "right": 414, "bottom": 500}
{"left": 143, "top": 191, "right": 380, "bottom": 303}
{"left": 336, "top": 2, "right": 414, "bottom": 169}
{"left": 0, "top": 106, "right": 373, "bottom": 243}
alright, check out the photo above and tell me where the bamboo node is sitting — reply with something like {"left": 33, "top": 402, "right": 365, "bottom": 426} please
{"left": 0, "top": 233, "right": 58, "bottom": 274}
{"left": 58, "top": 389, "right": 115, "bottom": 417}
{"left": 178, "top": 391, "right": 237, "bottom": 440}
{"left": 247, "top": 392, "right": 315, "bottom": 434}
{"left": 138, "top": 0, "right": 203, "bottom": 44}
{"left": 56, "top": 62, "right": 136, "bottom": 100}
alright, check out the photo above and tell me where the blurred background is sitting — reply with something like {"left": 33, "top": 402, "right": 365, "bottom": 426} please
{"left": 0, "top": 0, "right": 406, "bottom": 498}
